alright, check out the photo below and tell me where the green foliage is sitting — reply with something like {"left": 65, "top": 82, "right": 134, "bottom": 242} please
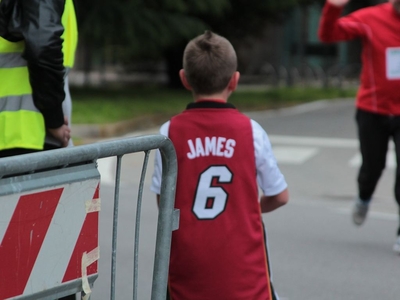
{"left": 71, "top": 86, "right": 188, "bottom": 123}
{"left": 73, "top": 0, "right": 339, "bottom": 79}
{"left": 74, "top": 0, "right": 230, "bottom": 58}
{"left": 71, "top": 86, "right": 357, "bottom": 124}
{"left": 74, "top": 0, "right": 318, "bottom": 61}
{"left": 192, "top": 0, "right": 298, "bottom": 40}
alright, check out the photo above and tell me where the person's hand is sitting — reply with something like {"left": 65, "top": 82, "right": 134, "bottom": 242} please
{"left": 48, "top": 117, "right": 71, "bottom": 147}
{"left": 327, "top": 0, "right": 350, "bottom": 7}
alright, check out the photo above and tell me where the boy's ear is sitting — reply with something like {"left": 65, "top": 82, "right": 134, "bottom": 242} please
{"left": 228, "top": 71, "right": 240, "bottom": 91}
{"left": 179, "top": 69, "right": 192, "bottom": 91}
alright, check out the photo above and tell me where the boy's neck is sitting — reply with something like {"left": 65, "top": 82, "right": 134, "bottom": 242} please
{"left": 193, "top": 91, "right": 230, "bottom": 103}
{"left": 195, "top": 97, "right": 227, "bottom": 103}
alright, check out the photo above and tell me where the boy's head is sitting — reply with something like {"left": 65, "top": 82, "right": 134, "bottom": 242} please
{"left": 181, "top": 31, "right": 238, "bottom": 96}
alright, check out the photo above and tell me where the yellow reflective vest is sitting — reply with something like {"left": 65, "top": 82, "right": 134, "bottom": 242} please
{"left": 0, "top": 0, "right": 77, "bottom": 151}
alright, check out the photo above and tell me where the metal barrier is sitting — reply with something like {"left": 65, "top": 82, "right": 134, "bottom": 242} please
{"left": 0, "top": 135, "right": 178, "bottom": 300}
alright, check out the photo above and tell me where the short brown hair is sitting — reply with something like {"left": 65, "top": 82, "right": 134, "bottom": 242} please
{"left": 183, "top": 31, "right": 237, "bottom": 95}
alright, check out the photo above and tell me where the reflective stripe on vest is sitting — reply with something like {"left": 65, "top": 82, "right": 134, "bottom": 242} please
{"left": 0, "top": 49, "right": 45, "bottom": 151}
{"left": 0, "top": 53, "right": 28, "bottom": 68}
{"left": 0, "top": 95, "right": 39, "bottom": 111}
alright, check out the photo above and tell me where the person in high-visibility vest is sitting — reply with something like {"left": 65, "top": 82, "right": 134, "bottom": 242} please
{"left": 0, "top": 0, "right": 78, "bottom": 158}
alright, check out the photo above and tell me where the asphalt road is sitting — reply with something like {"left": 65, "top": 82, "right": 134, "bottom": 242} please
{"left": 91, "top": 98, "right": 400, "bottom": 300}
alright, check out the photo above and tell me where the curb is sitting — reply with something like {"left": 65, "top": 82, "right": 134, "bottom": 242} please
{"left": 72, "top": 113, "right": 172, "bottom": 139}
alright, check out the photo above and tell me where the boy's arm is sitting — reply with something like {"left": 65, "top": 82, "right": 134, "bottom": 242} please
{"left": 260, "top": 188, "right": 289, "bottom": 213}
{"left": 318, "top": 0, "right": 367, "bottom": 43}
{"left": 151, "top": 121, "right": 171, "bottom": 207}
{"left": 251, "top": 119, "right": 288, "bottom": 213}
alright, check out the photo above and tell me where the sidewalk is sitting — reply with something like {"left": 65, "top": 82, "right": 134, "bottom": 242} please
{"left": 72, "top": 114, "right": 167, "bottom": 145}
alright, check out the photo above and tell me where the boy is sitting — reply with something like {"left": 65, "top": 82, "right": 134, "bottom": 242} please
{"left": 151, "top": 31, "right": 289, "bottom": 300}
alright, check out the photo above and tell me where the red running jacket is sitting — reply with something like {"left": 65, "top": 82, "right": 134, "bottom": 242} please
{"left": 318, "top": 2, "right": 400, "bottom": 115}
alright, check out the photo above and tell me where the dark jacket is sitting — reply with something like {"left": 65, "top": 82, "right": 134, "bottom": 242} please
{"left": 0, "top": 0, "right": 66, "bottom": 129}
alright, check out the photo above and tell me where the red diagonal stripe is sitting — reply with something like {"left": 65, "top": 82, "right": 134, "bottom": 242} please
{"left": 63, "top": 184, "right": 100, "bottom": 282}
{"left": 0, "top": 188, "right": 63, "bottom": 299}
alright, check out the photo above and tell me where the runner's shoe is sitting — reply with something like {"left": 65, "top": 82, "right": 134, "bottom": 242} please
{"left": 393, "top": 236, "right": 400, "bottom": 254}
{"left": 352, "top": 198, "right": 369, "bottom": 226}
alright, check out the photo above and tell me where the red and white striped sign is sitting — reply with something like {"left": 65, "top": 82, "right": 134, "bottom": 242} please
{"left": 0, "top": 179, "right": 100, "bottom": 299}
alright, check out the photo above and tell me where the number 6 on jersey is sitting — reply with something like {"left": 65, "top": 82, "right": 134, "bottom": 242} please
{"left": 192, "top": 165, "right": 233, "bottom": 220}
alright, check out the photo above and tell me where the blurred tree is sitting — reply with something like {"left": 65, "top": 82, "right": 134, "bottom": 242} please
{"left": 73, "top": 0, "right": 373, "bottom": 87}
{"left": 73, "top": 0, "right": 229, "bottom": 85}
{"left": 165, "top": 0, "right": 300, "bottom": 87}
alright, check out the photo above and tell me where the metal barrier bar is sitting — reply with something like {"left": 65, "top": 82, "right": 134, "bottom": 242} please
{"left": 0, "top": 134, "right": 177, "bottom": 300}
{"left": 133, "top": 150, "right": 151, "bottom": 300}
{"left": 110, "top": 155, "right": 122, "bottom": 300}
{"left": 0, "top": 135, "right": 175, "bottom": 178}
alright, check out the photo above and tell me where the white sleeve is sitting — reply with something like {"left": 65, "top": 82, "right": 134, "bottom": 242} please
{"left": 251, "top": 119, "right": 287, "bottom": 196}
{"left": 150, "top": 121, "right": 170, "bottom": 195}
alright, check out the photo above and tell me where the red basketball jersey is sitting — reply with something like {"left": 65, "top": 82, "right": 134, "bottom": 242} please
{"left": 167, "top": 103, "right": 273, "bottom": 300}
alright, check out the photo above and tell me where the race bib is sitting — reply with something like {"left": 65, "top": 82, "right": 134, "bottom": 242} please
{"left": 386, "top": 47, "right": 400, "bottom": 80}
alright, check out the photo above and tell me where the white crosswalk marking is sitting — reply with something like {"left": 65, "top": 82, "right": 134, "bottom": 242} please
{"left": 349, "top": 150, "right": 396, "bottom": 169}
{"left": 269, "top": 135, "right": 358, "bottom": 148}
{"left": 270, "top": 135, "right": 356, "bottom": 166}
{"left": 269, "top": 135, "right": 397, "bottom": 168}
{"left": 97, "top": 135, "right": 397, "bottom": 182}
{"left": 272, "top": 146, "right": 319, "bottom": 164}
